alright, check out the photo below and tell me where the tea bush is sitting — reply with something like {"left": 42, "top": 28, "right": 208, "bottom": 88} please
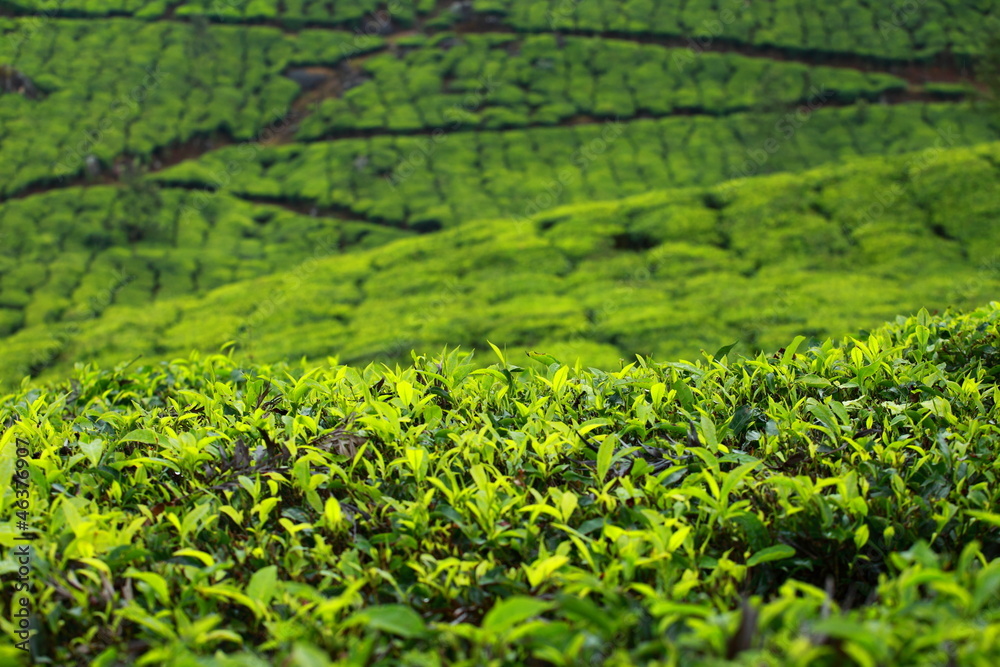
{"left": 0, "top": 3, "right": 998, "bottom": 664}
{"left": 296, "top": 34, "right": 908, "bottom": 138}
{"left": 0, "top": 0, "right": 430, "bottom": 27}
{"left": 0, "top": 302, "right": 998, "bottom": 665}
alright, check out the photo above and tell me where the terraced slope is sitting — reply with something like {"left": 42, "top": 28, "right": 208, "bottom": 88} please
{"left": 0, "top": 18, "right": 384, "bottom": 196}
{"left": 294, "top": 34, "right": 912, "bottom": 138}
{"left": 474, "top": 0, "right": 998, "bottom": 60}
{"left": 156, "top": 102, "right": 996, "bottom": 228}
{"left": 0, "top": 1, "right": 996, "bottom": 383}
{"left": 0, "top": 187, "right": 409, "bottom": 337}
{"left": 3, "top": 142, "right": 998, "bottom": 387}
{"left": 0, "top": 303, "right": 997, "bottom": 665}
{"left": 4, "top": 0, "right": 996, "bottom": 60}
{"left": 1, "top": 3, "right": 999, "bottom": 665}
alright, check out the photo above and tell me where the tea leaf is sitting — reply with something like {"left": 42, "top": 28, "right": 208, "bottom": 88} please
{"left": 483, "top": 597, "right": 553, "bottom": 634}
{"left": 747, "top": 544, "right": 796, "bottom": 567}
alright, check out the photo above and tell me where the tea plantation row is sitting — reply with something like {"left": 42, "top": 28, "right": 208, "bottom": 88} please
{"left": 473, "top": 0, "right": 997, "bottom": 60}
{"left": 0, "top": 0, "right": 428, "bottom": 27}
{"left": 2, "top": 141, "right": 998, "bottom": 387}
{"left": 295, "top": 34, "right": 910, "bottom": 138}
{"left": 0, "top": 186, "right": 410, "bottom": 338}
{"left": 4, "top": 0, "right": 996, "bottom": 60}
{"left": 156, "top": 102, "right": 999, "bottom": 228}
{"left": 0, "top": 17, "right": 388, "bottom": 197}
{"left": 0, "top": 302, "right": 997, "bottom": 665}
{"left": 2, "top": 16, "right": 934, "bottom": 201}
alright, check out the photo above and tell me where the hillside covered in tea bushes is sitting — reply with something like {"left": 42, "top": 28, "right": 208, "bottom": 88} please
{"left": 2, "top": 0, "right": 1000, "bottom": 664}
{"left": 0, "top": 1, "right": 998, "bottom": 383}
{"left": 2, "top": 140, "right": 999, "bottom": 388}
{"left": 0, "top": 304, "right": 998, "bottom": 665}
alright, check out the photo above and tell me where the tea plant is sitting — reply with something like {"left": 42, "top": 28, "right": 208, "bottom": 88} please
{"left": 4, "top": 0, "right": 996, "bottom": 62}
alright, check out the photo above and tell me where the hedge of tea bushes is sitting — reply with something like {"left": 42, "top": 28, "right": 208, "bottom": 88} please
{"left": 5, "top": 0, "right": 996, "bottom": 63}
{"left": 0, "top": 0, "right": 433, "bottom": 26}
{"left": 295, "top": 33, "right": 909, "bottom": 138}
{"left": 0, "top": 17, "right": 383, "bottom": 197}
{"left": 473, "top": 0, "right": 998, "bottom": 60}
{"left": 4, "top": 141, "right": 1000, "bottom": 387}
{"left": 155, "top": 102, "right": 1000, "bottom": 229}
{"left": 0, "top": 0, "right": 163, "bottom": 17}
{"left": 0, "top": 184, "right": 411, "bottom": 339}
{"left": 0, "top": 302, "right": 998, "bottom": 665}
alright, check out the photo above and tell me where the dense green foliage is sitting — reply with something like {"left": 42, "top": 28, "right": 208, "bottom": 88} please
{"left": 155, "top": 102, "right": 998, "bottom": 228}
{"left": 0, "top": 185, "right": 409, "bottom": 338}
{"left": 3, "top": 2, "right": 994, "bottom": 392}
{"left": 3, "top": 142, "right": 999, "bottom": 388}
{"left": 0, "top": 0, "right": 431, "bottom": 27}
{"left": 1, "top": 304, "right": 998, "bottom": 665}
{"left": 296, "top": 34, "right": 909, "bottom": 138}
{"left": 5, "top": 0, "right": 995, "bottom": 60}
{"left": 1, "top": 3, "right": 999, "bottom": 662}
{"left": 473, "top": 0, "right": 997, "bottom": 59}
{"left": 0, "top": 17, "right": 383, "bottom": 196}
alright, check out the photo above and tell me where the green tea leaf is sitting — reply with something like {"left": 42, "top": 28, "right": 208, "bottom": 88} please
{"left": 120, "top": 429, "right": 161, "bottom": 445}
{"left": 596, "top": 434, "right": 616, "bottom": 481}
{"left": 782, "top": 335, "right": 807, "bottom": 365}
{"left": 352, "top": 605, "right": 427, "bottom": 638}
{"left": 247, "top": 565, "right": 278, "bottom": 606}
{"left": 483, "top": 596, "right": 553, "bottom": 634}
{"left": 747, "top": 544, "right": 796, "bottom": 567}
{"left": 0, "top": 430, "right": 16, "bottom": 492}
{"left": 79, "top": 439, "right": 105, "bottom": 467}
{"left": 125, "top": 571, "right": 171, "bottom": 606}
{"left": 714, "top": 341, "right": 739, "bottom": 360}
